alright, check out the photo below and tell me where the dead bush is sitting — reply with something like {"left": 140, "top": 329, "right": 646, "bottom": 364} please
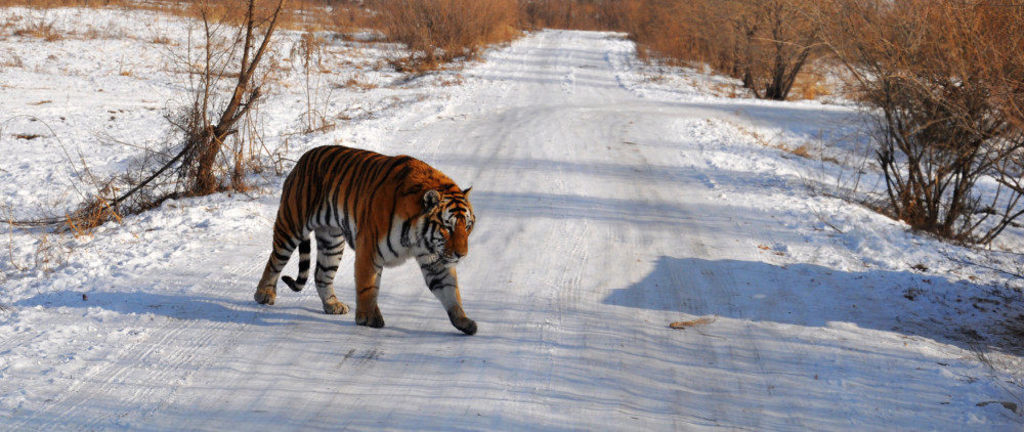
{"left": 173, "top": 0, "right": 287, "bottom": 196}
{"left": 824, "top": 0, "right": 1024, "bottom": 244}
{"left": 5, "top": 0, "right": 289, "bottom": 235}
{"left": 373, "top": 0, "right": 520, "bottom": 70}
{"left": 518, "top": 0, "right": 637, "bottom": 30}
{"left": 33, "top": 233, "right": 69, "bottom": 272}
{"left": 623, "top": 0, "right": 821, "bottom": 101}
{"left": 13, "top": 18, "right": 63, "bottom": 42}
{"left": 290, "top": 30, "right": 334, "bottom": 132}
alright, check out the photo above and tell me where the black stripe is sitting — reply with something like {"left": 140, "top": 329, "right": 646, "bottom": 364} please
{"left": 427, "top": 277, "right": 448, "bottom": 291}
{"left": 318, "top": 237, "right": 345, "bottom": 251}
{"left": 316, "top": 262, "right": 339, "bottom": 273}
{"left": 400, "top": 219, "right": 413, "bottom": 247}
{"left": 384, "top": 197, "right": 399, "bottom": 257}
{"left": 426, "top": 267, "right": 447, "bottom": 279}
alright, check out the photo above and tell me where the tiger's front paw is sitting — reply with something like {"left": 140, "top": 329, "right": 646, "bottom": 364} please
{"left": 254, "top": 288, "right": 276, "bottom": 305}
{"left": 451, "top": 316, "right": 477, "bottom": 335}
{"left": 355, "top": 306, "right": 385, "bottom": 328}
{"left": 323, "top": 297, "right": 350, "bottom": 315}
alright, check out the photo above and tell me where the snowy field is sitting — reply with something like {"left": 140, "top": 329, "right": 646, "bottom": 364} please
{"left": 1, "top": 6, "right": 1023, "bottom": 431}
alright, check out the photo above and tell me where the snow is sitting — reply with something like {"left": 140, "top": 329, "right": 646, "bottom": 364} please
{"left": 2, "top": 7, "right": 1023, "bottom": 430}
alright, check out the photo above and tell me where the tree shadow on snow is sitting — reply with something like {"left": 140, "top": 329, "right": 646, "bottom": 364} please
{"left": 604, "top": 256, "right": 1024, "bottom": 356}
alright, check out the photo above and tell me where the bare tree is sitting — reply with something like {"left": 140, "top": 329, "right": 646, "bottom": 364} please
{"left": 177, "top": 0, "right": 286, "bottom": 196}
{"left": 3, "top": 0, "right": 288, "bottom": 233}
{"left": 741, "top": 0, "right": 818, "bottom": 100}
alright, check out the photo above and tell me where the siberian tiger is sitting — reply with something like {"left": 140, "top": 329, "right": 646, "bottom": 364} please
{"left": 253, "top": 145, "right": 477, "bottom": 335}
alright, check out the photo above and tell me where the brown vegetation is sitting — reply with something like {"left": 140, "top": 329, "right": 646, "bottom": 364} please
{"left": 823, "top": 0, "right": 1024, "bottom": 244}
{"left": 372, "top": 0, "right": 520, "bottom": 71}
{"left": 518, "top": 0, "right": 634, "bottom": 30}
{"left": 0, "top": 0, "right": 373, "bottom": 33}
{"left": 518, "top": 0, "right": 1024, "bottom": 244}
{"left": 5, "top": 0, "right": 1023, "bottom": 246}
{"left": 11, "top": 18, "right": 62, "bottom": 41}
{"left": 516, "top": 0, "right": 822, "bottom": 101}
{"left": 28, "top": 0, "right": 291, "bottom": 234}
{"left": 622, "top": 0, "right": 821, "bottom": 101}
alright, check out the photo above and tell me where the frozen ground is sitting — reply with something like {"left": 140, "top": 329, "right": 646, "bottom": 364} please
{"left": 1, "top": 7, "right": 1023, "bottom": 431}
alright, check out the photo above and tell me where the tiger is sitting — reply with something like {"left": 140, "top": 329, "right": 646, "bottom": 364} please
{"left": 253, "top": 145, "right": 477, "bottom": 335}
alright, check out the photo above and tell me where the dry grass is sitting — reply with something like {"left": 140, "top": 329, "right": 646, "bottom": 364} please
{"left": 788, "top": 144, "right": 812, "bottom": 158}
{"left": 339, "top": 76, "right": 377, "bottom": 91}
{"left": 519, "top": 0, "right": 635, "bottom": 30}
{"left": 64, "top": 195, "right": 123, "bottom": 237}
{"left": 0, "top": 50, "right": 23, "bottom": 68}
{"left": 373, "top": 0, "right": 520, "bottom": 71}
{"left": 788, "top": 63, "right": 834, "bottom": 101}
{"left": 33, "top": 233, "right": 69, "bottom": 271}
{"left": 0, "top": 0, "right": 509, "bottom": 72}
{"left": 12, "top": 18, "right": 63, "bottom": 41}
{"left": 0, "top": 0, "right": 374, "bottom": 33}
{"left": 729, "top": 120, "right": 821, "bottom": 161}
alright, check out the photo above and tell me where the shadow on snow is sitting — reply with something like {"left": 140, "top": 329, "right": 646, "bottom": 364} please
{"left": 604, "top": 256, "right": 1024, "bottom": 356}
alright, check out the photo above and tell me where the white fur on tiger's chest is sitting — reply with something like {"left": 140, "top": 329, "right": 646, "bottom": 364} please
{"left": 377, "top": 215, "right": 425, "bottom": 268}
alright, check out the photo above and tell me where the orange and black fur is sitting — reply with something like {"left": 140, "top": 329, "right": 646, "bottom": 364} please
{"left": 254, "top": 145, "right": 477, "bottom": 335}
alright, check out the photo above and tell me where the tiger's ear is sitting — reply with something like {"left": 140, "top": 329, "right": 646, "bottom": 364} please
{"left": 462, "top": 186, "right": 472, "bottom": 197}
{"left": 423, "top": 189, "right": 441, "bottom": 212}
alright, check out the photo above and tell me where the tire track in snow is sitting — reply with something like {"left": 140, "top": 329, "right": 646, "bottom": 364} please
{"left": 9, "top": 237, "right": 266, "bottom": 431}
{"left": 125, "top": 255, "right": 271, "bottom": 427}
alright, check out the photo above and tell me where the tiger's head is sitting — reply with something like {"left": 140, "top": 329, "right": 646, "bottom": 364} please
{"left": 422, "top": 187, "right": 474, "bottom": 266}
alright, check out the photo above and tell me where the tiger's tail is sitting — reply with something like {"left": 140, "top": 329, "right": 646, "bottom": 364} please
{"left": 280, "top": 237, "right": 310, "bottom": 292}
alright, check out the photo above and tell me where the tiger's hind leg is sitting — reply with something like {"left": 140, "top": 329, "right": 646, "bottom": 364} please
{"left": 314, "top": 229, "right": 349, "bottom": 315}
{"left": 255, "top": 232, "right": 304, "bottom": 306}
{"left": 281, "top": 238, "right": 310, "bottom": 291}
{"left": 255, "top": 206, "right": 311, "bottom": 305}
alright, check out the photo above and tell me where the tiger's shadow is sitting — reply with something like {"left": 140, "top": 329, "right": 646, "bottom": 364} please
{"left": 14, "top": 290, "right": 466, "bottom": 338}
{"left": 15, "top": 291, "right": 340, "bottom": 327}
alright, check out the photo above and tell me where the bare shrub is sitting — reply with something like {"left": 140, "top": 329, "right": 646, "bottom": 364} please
{"left": 164, "top": 0, "right": 286, "bottom": 198}
{"left": 518, "top": 0, "right": 637, "bottom": 30}
{"left": 290, "top": 30, "right": 334, "bottom": 132}
{"left": 322, "top": 0, "right": 376, "bottom": 34}
{"left": 33, "top": 233, "right": 69, "bottom": 273}
{"left": 1, "top": 50, "right": 24, "bottom": 69}
{"left": 824, "top": 0, "right": 1024, "bottom": 244}
{"left": 623, "top": 0, "right": 821, "bottom": 101}
{"left": 373, "top": 0, "right": 520, "bottom": 70}
{"left": 2, "top": 0, "right": 289, "bottom": 235}
{"left": 13, "top": 18, "right": 63, "bottom": 42}
{"left": 735, "top": 0, "right": 820, "bottom": 100}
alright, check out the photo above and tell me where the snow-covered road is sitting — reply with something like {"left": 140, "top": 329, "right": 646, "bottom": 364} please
{"left": 3, "top": 28, "right": 1022, "bottom": 430}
